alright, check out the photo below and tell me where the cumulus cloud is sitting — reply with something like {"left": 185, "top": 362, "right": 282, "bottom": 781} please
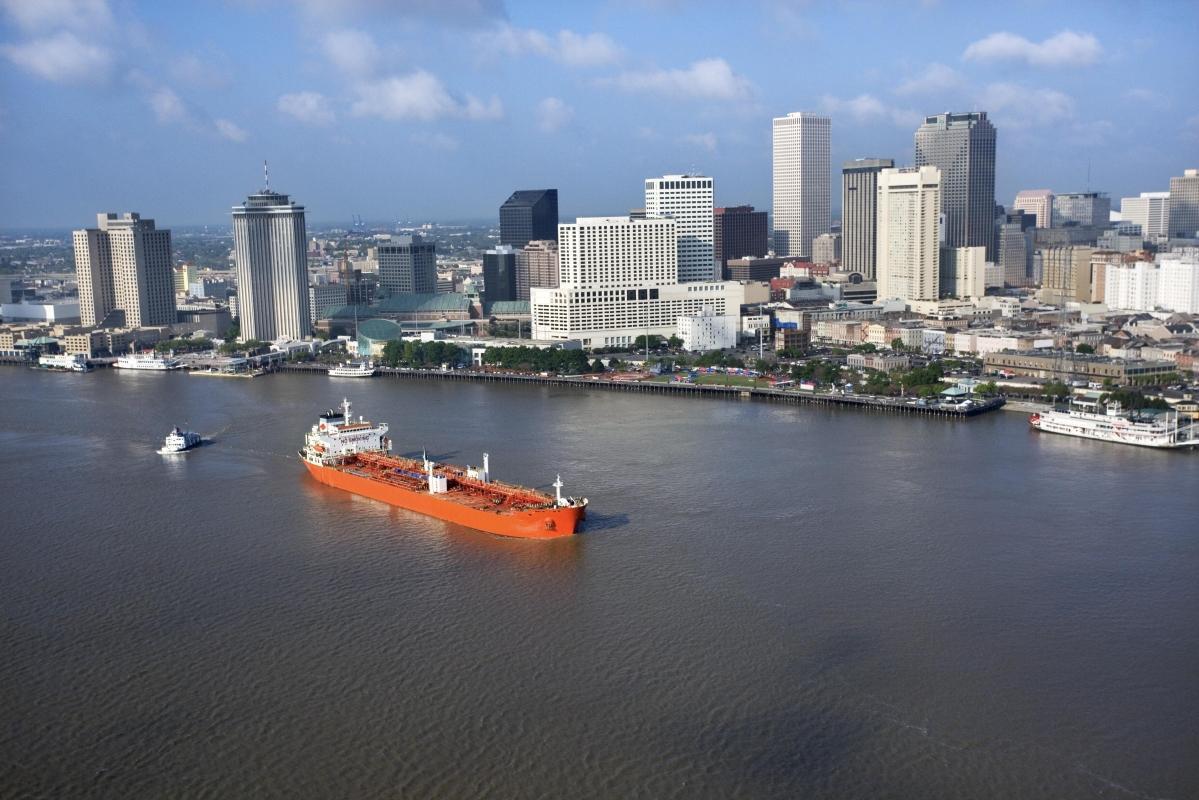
{"left": 215, "top": 118, "right": 248, "bottom": 142}
{"left": 895, "top": 63, "right": 963, "bottom": 96}
{"left": 0, "top": 30, "right": 112, "bottom": 83}
{"left": 0, "top": 0, "right": 112, "bottom": 32}
{"left": 681, "top": 132, "right": 717, "bottom": 153}
{"left": 963, "top": 30, "right": 1102, "bottom": 67}
{"left": 278, "top": 91, "right": 336, "bottom": 125}
{"left": 819, "top": 93, "right": 918, "bottom": 127}
{"left": 323, "top": 28, "right": 380, "bottom": 76}
{"left": 350, "top": 71, "right": 502, "bottom": 121}
{"left": 477, "top": 24, "right": 622, "bottom": 67}
{"left": 536, "top": 96, "right": 573, "bottom": 133}
{"left": 978, "top": 82, "right": 1075, "bottom": 127}
{"left": 601, "top": 58, "right": 753, "bottom": 100}
{"left": 148, "top": 86, "right": 188, "bottom": 124}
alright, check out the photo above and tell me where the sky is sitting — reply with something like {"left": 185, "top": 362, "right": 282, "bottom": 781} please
{"left": 1, "top": 0, "right": 1197, "bottom": 229}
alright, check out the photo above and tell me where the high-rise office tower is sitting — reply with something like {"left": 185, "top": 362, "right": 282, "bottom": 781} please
{"left": 812, "top": 232, "right": 841, "bottom": 266}
{"left": 1052, "top": 192, "right": 1110, "bottom": 228}
{"left": 73, "top": 212, "right": 175, "bottom": 328}
{"left": 516, "top": 239, "right": 559, "bottom": 301}
{"left": 1013, "top": 189, "right": 1054, "bottom": 228}
{"left": 876, "top": 166, "right": 941, "bottom": 303}
{"left": 1120, "top": 192, "right": 1170, "bottom": 241}
{"left": 1168, "top": 169, "right": 1199, "bottom": 238}
{"left": 997, "top": 210, "right": 1036, "bottom": 287}
{"left": 499, "top": 189, "right": 558, "bottom": 247}
{"left": 841, "top": 158, "right": 894, "bottom": 279}
{"left": 1039, "top": 245, "right": 1096, "bottom": 303}
{"left": 939, "top": 245, "right": 986, "bottom": 300}
{"left": 713, "top": 205, "right": 768, "bottom": 275}
{"left": 232, "top": 189, "right": 310, "bottom": 341}
{"left": 914, "top": 112, "right": 996, "bottom": 259}
{"left": 645, "top": 174, "right": 716, "bottom": 282}
{"left": 772, "top": 112, "right": 831, "bottom": 258}
{"left": 377, "top": 235, "right": 436, "bottom": 296}
{"left": 483, "top": 245, "right": 518, "bottom": 303}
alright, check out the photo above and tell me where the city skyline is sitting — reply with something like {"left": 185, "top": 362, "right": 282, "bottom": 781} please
{"left": 1, "top": 1, "right": 1197, "bottom": 228}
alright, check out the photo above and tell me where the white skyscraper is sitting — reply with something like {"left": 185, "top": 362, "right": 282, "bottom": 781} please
{"left": 645, "top": 174, "right": 716, "bottom": 282}
{"left": 1013, "top": 189, "right": 1054, "bottom": 229}
{"left": 73, "top": 212, "right": 175, "bottom": 328}
{"left": 1120, "top": 192, "right": 1171, "bottom": 241}
{"left": 876, "top": 166, "right": 941, "bottom": 303}
{"left": 1156, "top": 250, "right": 1199, "bottom": 313}
{"left": 772, "top": 112, "right": 830, "bottom": 259}
{"left": 232, "top": 188, "right": 310, "bottom": 341}
{"left": 530, "top": 216, "right": 740, "bottom": 348}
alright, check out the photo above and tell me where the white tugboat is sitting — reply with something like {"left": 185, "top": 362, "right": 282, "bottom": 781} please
{"left": 1029, "top": 398, "right": 1198, "bottom": 449}
{"left": 328, "top": 360, "right": 377, "bottom": 377}
{"left": 158, "top": 427, "right": 204, "bottom": 454}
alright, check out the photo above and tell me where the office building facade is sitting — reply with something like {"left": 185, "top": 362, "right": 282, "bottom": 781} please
{"left": 914, "top": 112, "right": 996, "bottom": 259}
{"left": 997, "top": 210, "right": 1036, "bottom": 287}
{"left": 483, "top": 245, "right": 518, "bottom": 303}
{"left": 812, "top": 232, "right": 841, "bottom": 266}
{"left": 1120, "top": 192, "right": 1170, "bottom": 241}
{"left": 499, "top": 189, "right": 558, "bottom": 248}
{"left": 232, "top": 191, "right": 310, "bottom": 341}
{"left": 940, "top": 245, "right": 986, "bottom": 300}
{"left": 772, "top": 112, "right": 831, "bottom": 259}
{"left": 841, "top": 158, "right": 894, "bottom": 279}
{"left": 516, "top": 239, "right": 559, "bottom": 301}
{"left": 1168, "top": 169, "right": 1199, "bottom": 238}
{"left": 1053, "top": 192, "right": 1110, "bottom": 228}
{"left": 645, "top": 174, "right": 716, "bottom": 282}
{"left": 876, "top": 166, "right": 941, "bottom": 303}
{"left": 1013, "top": 189, "right": 1054, "bottom": 228}
{"left": 377, "top": 235, "right": 436, "bottom": 296}
{"left": 73, "top": 212, "right": 175, "bottom": 328}
{"left": 714, "top": 205, "right": 768, "bottom": 273}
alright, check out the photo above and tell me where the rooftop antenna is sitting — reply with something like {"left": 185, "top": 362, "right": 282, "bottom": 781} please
{"left": 263, "top": 159, "right": 270, "bottom": 192}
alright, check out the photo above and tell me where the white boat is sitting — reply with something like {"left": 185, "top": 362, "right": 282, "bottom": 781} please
{"left": 38, "top": 354, "right": 91, "bottom": 372}
{"left": 1029, "top": 398, "right": 1198, "bottom": 449}
{"left": 116, "top": 352, "right": 183, "bottom": 370}
{"left": 328, "top": 361, "right": 377, "bottom": 377}
{"left": 158, "top": 426, "right": 204, "bottom": 454}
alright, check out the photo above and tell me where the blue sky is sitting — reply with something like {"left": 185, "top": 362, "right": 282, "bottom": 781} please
{"left": 1, "top": 0, "right": 1196, "bottom": 228}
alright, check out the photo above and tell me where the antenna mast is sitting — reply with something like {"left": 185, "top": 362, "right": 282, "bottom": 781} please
{"left": 263, "top": 159, "right": 270, "bottom": 191}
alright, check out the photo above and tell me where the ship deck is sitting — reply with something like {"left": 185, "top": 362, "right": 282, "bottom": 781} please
{"left": 346, "top": 452, "right": 557, "bottom": 513}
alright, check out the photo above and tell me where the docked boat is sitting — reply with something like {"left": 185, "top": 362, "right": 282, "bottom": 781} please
{"left": 37, "top": 354, "right": 91, "bottom": 372}
{"left": 116, "top": 352, "right": 182, "bottom": 370}
{"left": 1029, "top": 398, "right": 1198, "bottom": 449}
{"left": 328, "top": 360, "right": 377, "bottom": 377}
{"left": 158, "top": 426, "right": 204, "bottom": 454}
{"left": 300, "top": 399, "right": 587, "bottom": 538}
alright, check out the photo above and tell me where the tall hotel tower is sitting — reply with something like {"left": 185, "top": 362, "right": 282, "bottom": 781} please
{"left": 232, "top": 180, "right": 310, "bottom": 341}
{"left": 772, "top": 112, "right": 830, "bottom": 259}
{"left": 876, "top": 166, "right": 942, "bottom": 303}
{"left": 840, "top": 158, "right": 894, "bottom": 279}
{"left": 645, "top": 174, "right": 716, "bottom": 282}
{"left": 74, "top": 212, "right": 175, "bottom": 328}
{"left": 914, "top": 112, "right": 995, "bottom": 260}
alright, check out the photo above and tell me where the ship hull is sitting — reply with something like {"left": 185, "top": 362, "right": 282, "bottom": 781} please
{"left": 303, "top": 460, "right": 584, "bottom": 539}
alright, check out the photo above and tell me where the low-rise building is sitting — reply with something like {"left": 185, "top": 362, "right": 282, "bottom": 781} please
{"left": 983, "top": 350, "right": 1178, "bottom": 383}
{"left": 677, "top": 309, "right": 738, "bottom": 352}
{"left": 846, "top": 351, "right": 909, "bottom": 371}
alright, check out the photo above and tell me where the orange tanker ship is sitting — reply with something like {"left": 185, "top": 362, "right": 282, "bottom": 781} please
{"left": 300, "top": 399, "right": 587, "bottom": 539}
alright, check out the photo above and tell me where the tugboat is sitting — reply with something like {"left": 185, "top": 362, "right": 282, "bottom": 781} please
{"left": 158, "top": 427, "right": 204, "bottom": 454}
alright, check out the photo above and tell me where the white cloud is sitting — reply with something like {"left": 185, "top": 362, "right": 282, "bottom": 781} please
{"left": 536, "top": 96, "right": 573, "bottom": 133}
{"left": 215, "top": 118, "right": 248, "bottom": 142}
{"left": 0, "top": 30, "right": 112, "bottom": 83}
{"left": 895, "top": 63, "right": 963, "bottom": 96}
{"left": 819, "top": 93, "right": 918, "bottom": 128}
{"left": 681, "top": 132, "right": 717, "bottom": 153}
{"left": 963, "top": 30, "right": 1102, "bottom": 67}
{"left": 476, "top": 24, "right": 621, "bottom": 67}
{"left": 0, "top": 0, "right": 112, "bottom": 33}
{"left": 1122, "top": 87, "right": 1169, "bottom": 109}
{"left": 278, "top": 91, "right": 336, "bottom": 125}
{"left": 322, "top": 28, "right": 380, "bottom": 76}
{"left": 602, "top": 58, "right": 753, "bottom": 100}
{"left": 410, "top": 131, "right": 459, "bottom": 150}
{"left": 978, "top": 82, "right": 1075, "bottom": 127}
{"left": 148, "top": 86, "right": 188, "bottom": 124}
{"left": 350, "top": 71, "right": 502, "bottom": 121}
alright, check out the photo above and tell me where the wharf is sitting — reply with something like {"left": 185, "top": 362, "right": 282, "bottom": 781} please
{"left": 276, "top": 363, "right": 1005, "bottom": 419}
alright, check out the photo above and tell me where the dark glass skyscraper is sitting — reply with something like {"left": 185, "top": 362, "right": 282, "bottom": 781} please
{"left": 714, "top": 205, "right": 768, "bottom": 275}
{"left": 499, "top": 189, "right": 558, "bottom": 248}
{"left": 840, "top": 158, "right": 894, "bottom": 279}
{"left": 915, "top": 112, "right": 996, "bottom": 260}
{"left": 483, "top": 245, "right": 518, "bottom": 303}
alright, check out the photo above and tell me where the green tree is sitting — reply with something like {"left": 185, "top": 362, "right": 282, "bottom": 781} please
{"left": 667, "top": 335, "right": 683, "bottom": 349}
{"left": 974, "top": 381, "right": 999, "bottom": 396}
{"left": 891, "top": 338, "right": 905, "bottom": 352}
{"left": 1074, "top": 343, "right": 1095, "bottom": 354}
{"left": 753, "top": 358, "right": 770, "bottom": 374}
{"left": 1042, "top": 381, "right": 1070, "bottom": 400}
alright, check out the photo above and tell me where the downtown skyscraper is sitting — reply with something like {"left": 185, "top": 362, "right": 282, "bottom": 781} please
{"left": 232, "top": 188, "right": 310, "bottom": 341}
{"left": 499, "top": 189, "right": 558, "bottom": 248}
{"left": 914, "top": 112, "right": 996, "bottom": 260}
{"left": 645, "top": 174, "right": 716, "bottom": 282}
{"left": 840, "top": 158, "right": 894, "bottom": 279}
{"left": 876, "top": 166, "right": 941, "bottom": 303}
{"left": 772, "top": 112, "right": 830, "bottom": 259}
{"left": 73, "top": 212, "right": 175, "bottom": 328}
